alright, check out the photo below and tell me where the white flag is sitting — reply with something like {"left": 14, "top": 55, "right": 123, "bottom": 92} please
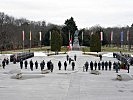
{"left": 49, "top": 31, "right": 51, "bottom": 40}
{"left": 127, "top": 30, "right": 129, "bottom": 41}
{"left": 82, "top": 31, "right": 83, "bottom": 41}
{"left": 100, "top": 31, "right": 103, "bottom": 41}
{"left": 39, "top": 31, "right": 41, "bottom": 41}
{"left": 111, "top": 31, "right": 113, "bottom": 41}
{"left": 22, "top": 30, "right": 24, "bottom": 41}
{"left": 30, "top": 31, "right": 32, "bottom": 41}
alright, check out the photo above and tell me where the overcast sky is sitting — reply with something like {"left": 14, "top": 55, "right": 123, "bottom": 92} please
{"left": 0, "top": 0, "right": 133, "bottom": 28}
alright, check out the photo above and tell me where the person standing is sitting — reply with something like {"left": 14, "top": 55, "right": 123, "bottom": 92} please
{"left": 94, "top": 61, "right": 97, "bottom": 70}
{"left": 85, "top": 61, "right": 89, "bottom": 72}
{"left": 50, "top": 62, "right": 54, "bottom": 72}
{"left": 102, "top": 61, "right": 104, "bottom": 70}
{"left": 40, "top": 62, "right": 44, "bottom": 70}
{"left": 2, "top": 59, "right": 6, "bottom": 69}
{"left": 6, "top": 58, "right": 9, "bottom": 65}
{"left": 74, "top": 54, "right": 77, "bottom": 61}
{"left": 98, "top": 61, "right": 101, "bottom": 70}
{"left": 35, "top": 61, "right": 38, "bottom": 69}
{"left": 64, "top": 61, "right": 67, "bottom": 70}
{"left": 58, "top": 61, "right": 62, "bottom": 70}
{"left": 127, "top": 63, "right": 130, "bottom": 73}
{"left": 72, "top": 61, "right": 75, "bottom": 71}
{"left": 109, "top": 61, "right": 112, "bottom": 71}
{"left": 105, "top": 61, "right": 108, "bottom": 70}
{"left": 20, "top": 59, "right": 23, "bottom": 69}
{"left": 30, "top": 59, "right": 34, "bottom": 71}
{"left": 66, "top": 54, "right": 69, "bottom": 61}
{"left": 24, "top": 60, "right": 28, "bottom": 69}
{"left": 42, "top": 60, "right": 45, "bottom": 69}
{"left": 115, "top": 62, "right": 118, "bottom": 73}
{"left": 90, "top": 61, "right": 93, "bottom": 70}
{"left": 99, "top": 54, "right": 102, "bottom": 61}
{"left": 69, "top": 58, "right": 71, "bottom": 64}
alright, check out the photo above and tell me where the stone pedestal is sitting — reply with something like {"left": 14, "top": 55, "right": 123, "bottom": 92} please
{"left": 72, "top": 30, "right": 80, "bottom": 50}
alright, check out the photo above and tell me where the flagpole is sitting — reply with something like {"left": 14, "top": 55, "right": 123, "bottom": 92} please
{"left": 82, "top": 31, "right": 83, "bottom": 46}
{"left": 127, "top": 30, "right": 130, "bottom": 51}
{"left": 100, "top": 31, "right": 103, "bottom": 51}
{"left": 22, "top": 30, "right": 24, "bottom": 52}
{"left": 39, "top": 31, "right": 42, "bottom": 49}
{"left": 30, "top": 31, "right": 31, "bottom": 52}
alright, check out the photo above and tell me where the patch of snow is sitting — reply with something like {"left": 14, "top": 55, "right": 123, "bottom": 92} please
{"left": 102, "top": 52, "right": 113, "bottom": 57}
{"left": 34, "top": 52, "right": 47, "bottom": 57}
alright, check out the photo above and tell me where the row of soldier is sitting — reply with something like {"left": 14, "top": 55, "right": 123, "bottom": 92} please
{"left": 19, "top": 59, "right": 54, "bottom": 72}
{"left": 19, "top": 59, "right": 75, "bottom": 71}
{"left": 83, "top": 61, "right": 122, "bottom": 73}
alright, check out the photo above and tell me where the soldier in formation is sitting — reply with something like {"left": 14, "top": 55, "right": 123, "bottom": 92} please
{"left": 35, "top": 61, "right": 38, "bottom": 69}
{"left": 84, "top": 61, "right": 89, "bottom": 72}
{"left": 20, "top": 59, "right": 23, "bottom": 69}
{"left": 24, "top": 60, "right": 28, "bottom": 69}
{"left": 30, "top": 59, "right": 34, "bottom": 71}
{"left": 58, "top": 61, "right": 62, "bottom": 70}
{"left": 71, "top": 61, "right": 75, "bottom": 70}
{"left": 64, "top": 61, "right": 67, "bottom": 70}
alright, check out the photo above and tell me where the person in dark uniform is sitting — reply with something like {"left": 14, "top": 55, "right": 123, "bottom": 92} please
{"left": 71, "top": 61, "right": 75, "bottom": 70}
{"left": 113, "top": 61, "right": 116, "bottom": 70}
{"left": 24, "top": 60, "right": 28, "bottom": 69}
{"left": 105, "top": 61, "right": 108, "bottom": 70}
{"left": 99, "top": 54, "right": 102, "bottom": 61}
{"left": 115, "top": 62, "right": 118, "bottom": 73}
{"left": 50, "top": 62, "right": 54, "bottom": 72}
{"left": 64, "top": 61, "right": 67, "bottom": 70}
{"left": 40, "top": 62, "right": 44, "bottom": 70}
{"left": 69, "top": 58, "right": 71, "bottom": 64}
{"left": 94, "top": 61, "right": 97, "bottom": 70}
{"left": 20, "top": 59, "right": 23, "bottom": 69}
{"left": 85, "top": 61, "right": 89, "bottom": 72}
{"left": 74, "top": 54, "right": 77, "bottom": 61}
{"left": 58, "top": 61, "right": 62, "bottom": 70}
{"left": 47, "top": 60, "right": 50, "bottom": 70}
{"left": 127, "top": 63, "right": 130, "bottom": 73}
{"left": 98, "top": 61, "right": 101, "bottom": 70}
{"left": 66, "top": 54, "right": 69, "bottom": 61}
{"left": 2, "top": 59, "right": 6, "bottom": 69}
{"left": 118, "top": 61, "right": 121, "bottom": 71}
{"left": 30, "top": 59, "right": 34, "bottom": 71}
{"left": 6, "top": 58, "right": 9, "bottom": 65}
{"left": 102, "top": 61, "right": 104, "bottom": 70}
{"left": 35, "top": 61, "right": 38, "bottom": 69}
{"left": 90, "top": 61, "right": 93, "bottom": 70}
{"left": 42, "top": 60, "right": 45, "bottom": 69}
{"left": 109, "top": 61, "right": 112, "bottom": 71}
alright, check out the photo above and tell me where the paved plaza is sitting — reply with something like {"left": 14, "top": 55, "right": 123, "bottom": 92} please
{"left": 0, "top": 51, "right": 133, "bottom": 100}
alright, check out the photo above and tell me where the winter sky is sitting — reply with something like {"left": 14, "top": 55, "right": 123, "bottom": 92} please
{"left": 0, "top": 0, "right": 133, "bottom": 28}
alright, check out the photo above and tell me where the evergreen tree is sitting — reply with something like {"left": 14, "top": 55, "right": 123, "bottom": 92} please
{"left": 90, "top": 32, "right": 101, "bottom": 52}
{"left": 51, "top": 27, "right": 62, "bottom": 51}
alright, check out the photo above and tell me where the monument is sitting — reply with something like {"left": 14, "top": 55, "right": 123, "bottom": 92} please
{"left": 72, "top": 30, "right": 80, "bottom": 50}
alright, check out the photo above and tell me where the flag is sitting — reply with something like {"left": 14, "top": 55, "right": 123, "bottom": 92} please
{"left": 22, "top": 30, "right": 24, "bottom": 41}
{"left": 82, "top": 31, "right": 83, "bottom": 41}
{"left": 69, "top": 36, "right": 72, "bottom": 50}
{"left": 39, "top": 31, "right": 41, "bottom": 41}
{"left": 120, "top": 31, "right": 123, "bottom": 42}
{"left": 111, "top": 31, "right": 113, "bottom": 41}
{"left": 49, "top": 31, "right": 51, "bottom": 40}
{"left": 100, "top": 31, "right": 103, "bottom": 41}
{"left": 30, "top": 31, "right": 32, "bottom": 41}
{"left": 127, "top": 30, "right": 129, "bottom": 41}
